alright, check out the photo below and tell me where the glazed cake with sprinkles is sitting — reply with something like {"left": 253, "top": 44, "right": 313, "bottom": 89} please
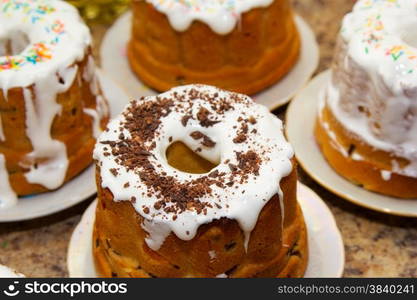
{"left": 315, "top": 0, "right": 417, "bottom": 198}
{"left": 128, "top": 0, "right": 300, "bottom": 95}
{"left": 0, "top": 0, "right": 109, "bottom": 208}
{"left": 93, "top": 84, "right": 308, "bottom": 278}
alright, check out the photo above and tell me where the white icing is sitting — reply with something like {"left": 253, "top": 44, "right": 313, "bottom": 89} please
{"left": 83, "top": 56, "right": 109, "bottom": 139}
{"left": 351, "top": 152, "right": 363, "bottom": 161}
{"left": 83, "top": 55, "right": 96, "bottom": 83}
{"left": 95, "top": 84, "right": 294, "bottom": 251}
{"left": 326, "top": 77, "right": 417, "bottom": 178}
{"left": 0, "top": 1, "right": 104, "bottom": 207}
{"left": 381, "top": 170, "right": 392, "bottom": 181}
{"left": 145, "top": 0, "right": 274, "bottom": 35}
{"left": 141, "top": 219, "right": 172, "bottom": 251}
{"left": 318, "top": 92, "right": 348, "bottom": 158}
{"left": 327, "top": 0, "right": 417, "bottom": 177}
{"left": 208, "top": 250, "right": 216, "bottom": 260}
{"left": 0, "top": 0, "right": 91, "bottom": 89}
{"left": 215, "top": 273, "right": 228, "bottom": 278}
{"left": 319, "top": 92, "right": 363, "bottom": 162}
{"left": 0, "top": 154, "right": 17, "bottom": 209}
{"left": 21, "top": 66, "right": 78, "bottom": 189}
{"left": 83, "top": 108, "right": 101, "bottom": 139}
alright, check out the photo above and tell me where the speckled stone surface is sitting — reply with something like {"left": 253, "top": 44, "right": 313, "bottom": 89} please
{"left": 0, "top": 0, "right": 416, "bottom": 278}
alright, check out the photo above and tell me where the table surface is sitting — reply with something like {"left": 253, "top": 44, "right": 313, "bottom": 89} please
{"left": 1, "top": 0, "right": 416, "bottom": 278}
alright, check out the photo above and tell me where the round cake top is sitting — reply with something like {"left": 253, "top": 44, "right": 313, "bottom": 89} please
{"left": 341, "top": 0, "right": 417, "bottom": 94}
{"left": 0, "top": 0, "right": 91, "bottom": 89}
{"left": 144, "top": 0, "right": 274, "bottom": 34}
{"left": 94, "top": 84, "right": 294, "bottom": 250}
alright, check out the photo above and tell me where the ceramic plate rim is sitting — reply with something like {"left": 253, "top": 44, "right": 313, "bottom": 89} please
{"left": 67, "top": 183, "right": 345, "bottom": 278}
{"left": 286, "top": 70, "right": 417, "bottom": 218}
{"left": 0, "top": 265, "right": 25, "bottom": 278}
{"left": 100, "top": 11, "right": 319, "bottom": 111}
{"left": 0, "top": 70, "right": 130, "bottom": 222}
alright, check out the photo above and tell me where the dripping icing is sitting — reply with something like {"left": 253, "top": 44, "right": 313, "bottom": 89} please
{"left": 145, "top": 0, "right": 274, "bottom": 35}
{"left": 0, "top": 0, "right": 105, "bottom": 207}
{"left": 83, "top": 55, "right": 109, "bottom": 134}
{"left": 94, "top": 84, "right": 294, "bottom": 251}
{"left": 324, "top": 0, "right": 417, "bottom": 178}
{"left": 21, "top": 65, "right": 80, "bottom": 189}
{"left": 381, "top": 170, "right": 392, "bottom": 181}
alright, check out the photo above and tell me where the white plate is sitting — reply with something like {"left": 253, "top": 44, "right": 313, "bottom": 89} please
{"left": 101, "top": 12, "right": 319, "bottom": 110}
{"left": 67, "top": 183, "right": 344, "bottom": 278}
{"left": 286, "top": 70, "right": 417, "bottom": 217}
{"left": 299, "top": 184, "right": 344, "bottom": 278}
{"left": 0, "top": 70, "right": 130, "bottom": 222}
{"left": 0, "top": 265, "right": 24, "bottom": 278}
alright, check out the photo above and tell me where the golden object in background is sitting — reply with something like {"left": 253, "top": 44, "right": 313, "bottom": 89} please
{"left": 66, "top": 0, "right": 129, "bottom": 24}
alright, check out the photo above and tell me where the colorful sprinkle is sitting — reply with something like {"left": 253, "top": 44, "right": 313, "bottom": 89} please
{"left": 0, "top": 0, "right": 67, "bottom": 71}
{"left": 344, "top": 0, "right": 417, "bottom": 74}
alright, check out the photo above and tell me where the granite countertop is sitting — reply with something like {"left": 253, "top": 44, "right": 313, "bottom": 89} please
{"left": 0, "top": 0, "right": 416, "bottom": 278}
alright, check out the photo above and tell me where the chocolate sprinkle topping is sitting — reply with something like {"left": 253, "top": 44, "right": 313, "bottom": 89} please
{"left": 190, "top": 131, "right": 216, "bottom": 148}
{"left": 181, "top": 115, "right": 192, "bottom": 127}
{"left": 100, "top": 86, "right": 265, "bottom": 217}
{"left": 110, "top": 168, "right": 118, "bottom": 176}
{"left": 197, "top": 107, "right": 220, "bottom": 127}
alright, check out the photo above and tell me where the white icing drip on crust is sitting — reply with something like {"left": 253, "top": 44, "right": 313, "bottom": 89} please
{"left": 21, "top": 66, "right": 78, "bottom": 189}
{"left": 83, "top": 56, "right": 109, "bottom": 139}
{"left": 325, "top": 79, "right": 417, "bottom": 178}
{"left": 0, "top": 1, "right": 103, "bottom": 206}
{"left": 145, "top": 0, "right": 274, "bottom": 34}
{"left": 351, "top": 152, "right": 363, "bottom": 161}
{"left": 318, "top": 92, "right": 348, "bottom": 158}
{"left": 94, "top": 84, "right": 294, "bottom": 251}
{"left": 381, "top": 170, "right": 392, "bottom": 181}
{"left": 330, "top": 0, "right": 417, "bottom": 177}
{"left": 141, "top": 219, "right": 171, "bottom": 251}
{"left": 0, "top": 154, "right": 17, "bottom": 208}
{"left": 83, "top": 108, "right": 101, "bottom": 139}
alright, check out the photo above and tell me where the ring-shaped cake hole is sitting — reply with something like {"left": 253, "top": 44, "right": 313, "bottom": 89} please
{"left": 402, "top": 27, "right": 417, "bottom": 50}
{"left": 0, "top": 30, "right": 30, "bottom": 56}
{"left": 166, "top": 141, "right": 219, "bottom": 174}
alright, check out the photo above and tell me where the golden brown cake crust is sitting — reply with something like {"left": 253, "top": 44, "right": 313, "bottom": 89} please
{"left": 0, "top": 51, "right": 109, "bottom": 196}
{"left": 315, "top": 104, "right": 417, "bottom": 199}
{"left": 127, "top": 0, "right": 300, "bottom": 95}
{"left": 93, "top": 163, "right": 308, "bottom": 278}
